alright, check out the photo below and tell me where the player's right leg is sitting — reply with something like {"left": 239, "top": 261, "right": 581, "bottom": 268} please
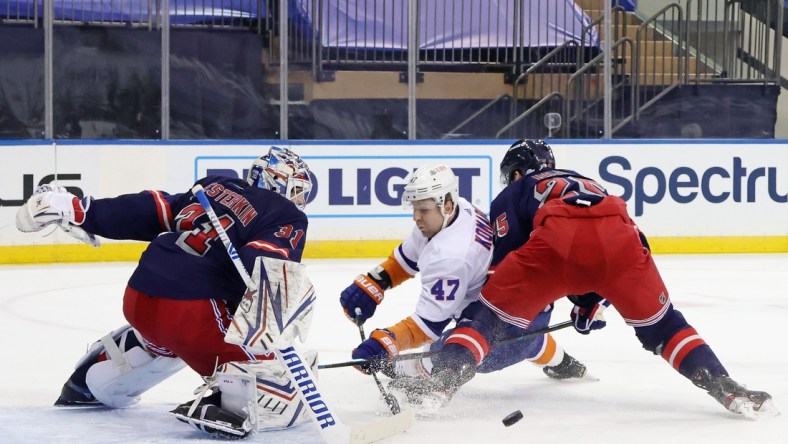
{"left": 55, "top": 324, "right": 186, "bottom": 408}
{"left": 603, "top": 236, "right": 775, "bottom": 418}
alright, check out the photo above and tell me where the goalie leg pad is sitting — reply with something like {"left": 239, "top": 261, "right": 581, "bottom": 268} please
{"left": 224, "top": 256, "right": 316, "bottom": 353}
{"left": 216, "top": 349, "right": 319, "bottom": 432}
{"left": 84, "top": 328, "right": 186, "bottom": 408}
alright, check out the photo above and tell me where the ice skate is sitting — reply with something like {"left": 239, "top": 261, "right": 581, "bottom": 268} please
{"left": 692, "top": 368, "right": 779, "bottom": 420}
{"left": 543, "top": 352, "right": 592, "bottom": 380}
{"left": 388, "top": 361, "right": 476, "bottom": 409}
{"left": 170, "top": 391, "right": 253, "bottom": 439}
{"left": 54, "top": 380, "right": 101, "bottom": 407}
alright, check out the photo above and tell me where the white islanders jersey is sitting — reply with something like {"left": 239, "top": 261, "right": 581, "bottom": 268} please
{"left": 394, "top": 197, "right": 494, "bottom": 340}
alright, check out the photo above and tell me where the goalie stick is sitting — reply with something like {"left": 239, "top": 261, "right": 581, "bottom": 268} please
{"left": 191, "top": 185, "right": 413, "bottom": 444}
{"left": 320, "top": 320, "right": 574, "bottom": 370}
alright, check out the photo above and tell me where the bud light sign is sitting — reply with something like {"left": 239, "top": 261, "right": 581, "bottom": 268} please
{"left": 195, "top": 155, "right": 494, "bottom": 218}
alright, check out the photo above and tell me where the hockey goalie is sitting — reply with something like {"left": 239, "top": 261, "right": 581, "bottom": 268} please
{"left": 16, "top": 147, "right": 325, "bottom": 439}
{"left": 49, "top": 255, "right": 317, "bottom": 440}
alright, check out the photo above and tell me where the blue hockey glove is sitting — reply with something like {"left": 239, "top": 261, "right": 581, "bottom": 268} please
{"left": 340, "top": 274, "right": 385, "bottom": 324}
{"left": 569, "top": 294, "right": 611, "bottom": 335}
{"left": 351, "top": 329, "right": 399, "bottom": 374}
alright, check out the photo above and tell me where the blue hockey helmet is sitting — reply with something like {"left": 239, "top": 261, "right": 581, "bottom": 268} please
{"left": 247, "top": 146, "right": 313, "bottom": 210}
{"left": 500, "top": 139, "right": 555, "bottom": 185}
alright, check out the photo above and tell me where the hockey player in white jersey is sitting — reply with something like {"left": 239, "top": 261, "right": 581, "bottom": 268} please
{"left": 339, "top": 163, "right": 587, "bottom": 403}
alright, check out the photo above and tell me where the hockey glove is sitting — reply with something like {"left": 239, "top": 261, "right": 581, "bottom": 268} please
{"left": 340, "top": 274, "right": 385, "bottom": 324}
{"left": 352, "top": 329, "right": 398, "bottom": 374}
{"left": 569, "top": 293, "right": 611, "bottom": 335}
{"left": 15, "top": 183, "right": 100, "bottom": 247}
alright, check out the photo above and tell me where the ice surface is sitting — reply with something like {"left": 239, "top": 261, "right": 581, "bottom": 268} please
{"left": 0, "top": 254, "right": 786, "bottom": 443}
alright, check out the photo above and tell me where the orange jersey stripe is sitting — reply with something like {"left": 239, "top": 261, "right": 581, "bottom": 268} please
{"left": 380, "top": 253, "right": 413, "bottom": 288}
{"left": 386, "top": 317, "right": 433, "bottom": 351}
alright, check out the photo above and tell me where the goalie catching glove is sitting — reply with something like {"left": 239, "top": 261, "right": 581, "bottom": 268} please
{"left": 352, "top": 329, "right": 399, "bottom": 374}
{"left": 569, "top": 293, "right": 611, "bottom": 335}
{"left": 15, "top": 183, "right": 100, "bottom": 247}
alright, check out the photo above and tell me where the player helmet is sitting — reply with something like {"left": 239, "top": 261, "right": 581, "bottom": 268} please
{"left": 247, "top": 146, "right": 313, "bottom": 210}
{"left": 500, "top": 139, "right": 555, "bottom": 186}
{"left": 401, "top": 163, "right": 459, "bottom": 230}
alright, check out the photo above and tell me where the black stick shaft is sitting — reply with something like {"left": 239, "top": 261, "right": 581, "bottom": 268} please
{"left": 356, "top": 311, "right": 401, "bottom": 414}
{"left": 320, "top": 320, "right": 573, "bottom": 370}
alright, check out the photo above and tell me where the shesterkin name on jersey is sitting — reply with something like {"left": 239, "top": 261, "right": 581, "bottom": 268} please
{"left": 204, "top": 182, "right": 258, "bottom": 226}
{"left": 473, "top": 206, "right": 493, "bottom": 251}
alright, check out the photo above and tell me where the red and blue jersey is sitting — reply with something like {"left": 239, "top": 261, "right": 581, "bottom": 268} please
{"left": 489, "top": 168, "right": 608, "bottom": 267}
{"left": 80, "top": 176, "right": 308, "bottom": 305}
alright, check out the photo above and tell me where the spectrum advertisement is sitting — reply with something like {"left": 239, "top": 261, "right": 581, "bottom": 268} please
{"left": 0, "top": 141, "right": 785, "bottom": 251}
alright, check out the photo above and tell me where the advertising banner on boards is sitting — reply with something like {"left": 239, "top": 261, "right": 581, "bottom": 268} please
{"left": 1, "top": 141, "right": 786, "bottom": 247}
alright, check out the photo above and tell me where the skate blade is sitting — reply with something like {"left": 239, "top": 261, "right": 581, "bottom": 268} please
{"left": 552, "top": 371, "right": 600, "bottom": 382}
{"left": 737, "top": 399, "right": 780, "bottom": 421}
{"left": 581, "top": 371, "right": 600, "bottom": 382}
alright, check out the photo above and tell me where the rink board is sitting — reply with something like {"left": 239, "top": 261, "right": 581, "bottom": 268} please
{"left": 1, "top": 139, "right": 786, "bottom": 263}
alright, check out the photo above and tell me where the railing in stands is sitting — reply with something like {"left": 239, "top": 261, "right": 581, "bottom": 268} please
{"left": 565, "top": 37, "right": 635, "bottom": 138}
{"left": 634, "top": 3, "right": 684, "bottom": 121}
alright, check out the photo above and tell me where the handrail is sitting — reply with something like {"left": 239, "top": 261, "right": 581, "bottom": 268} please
{"left": 495, "top": 92, "right": 565, "bottom": 139}
{"left": 580, "top": 5, "right": 626, "bottom": 70}
{"left": 564, "top": 37, "right": 634, "bottom": 137}
{"left": 634, "top": 3, "right": 683, "bottom": 120}
{"left": 441, "top": 94, "right": 511, "bottom": 139}
{"left": 511, "top": 39, "right": 578, "bottom": 118}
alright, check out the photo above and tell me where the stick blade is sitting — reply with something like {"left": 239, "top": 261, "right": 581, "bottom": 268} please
{"left": 349, "top": 409, "right": 415, "bottom": 444}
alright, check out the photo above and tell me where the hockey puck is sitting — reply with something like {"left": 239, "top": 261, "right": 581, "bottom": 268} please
{"left": 502, "top": 410, "right": 523, "bottom": 427}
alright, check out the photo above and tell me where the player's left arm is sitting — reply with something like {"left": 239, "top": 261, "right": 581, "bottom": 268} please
{"left": 80, "top": 190, "right": 191, "bottom": 241}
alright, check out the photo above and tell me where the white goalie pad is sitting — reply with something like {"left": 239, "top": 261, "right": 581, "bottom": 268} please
{"left": 224, "top": 256, "right": 316, "bottom": 353}
{"left": 86, "top": 330, "right": 186, "bottom": 408}
{"left": 215, "top": 349, "right": 319, "bottom": 431}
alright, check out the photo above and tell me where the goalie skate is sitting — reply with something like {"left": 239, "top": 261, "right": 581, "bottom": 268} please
{"left": 170, "top": 391, "right": 253, "bottom": 439}
{"left": 55, "top": 381, "right": 102, "bottom": 407}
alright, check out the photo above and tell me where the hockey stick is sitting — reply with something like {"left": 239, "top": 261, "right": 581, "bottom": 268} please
{"left": 354, "top": 310, "right": 401, "bottom": 415}
{"left": 191, "top": 185, "right": 413, "bottom": 444}
{"left": 320, "top": 320, "right": 574, "bottom": 370}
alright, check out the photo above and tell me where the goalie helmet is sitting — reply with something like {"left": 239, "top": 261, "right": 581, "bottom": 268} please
{"left": 247, "top": 146, "right": 313, "bottom": 210}
{"left": 401, "top": 163, "right": 459, "bottom": 230}
{"left": 500, "top": 139, "right": 555, "bottom": 186}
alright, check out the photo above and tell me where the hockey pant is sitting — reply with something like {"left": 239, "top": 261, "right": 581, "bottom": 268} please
{"left": 123, "top": 285, "right": 274, "bottom": 376}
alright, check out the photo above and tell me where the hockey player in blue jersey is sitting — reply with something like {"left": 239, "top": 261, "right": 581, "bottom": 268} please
{"left": 423, "top": 139, "right": 776, "bottom": 419}
{"left": 16, "top": 146, "right": 321, "bottom": 438}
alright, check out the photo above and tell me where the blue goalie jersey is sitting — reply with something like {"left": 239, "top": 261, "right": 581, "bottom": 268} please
{"left": 79, "top": 176, "right": 308, "bottom": 305}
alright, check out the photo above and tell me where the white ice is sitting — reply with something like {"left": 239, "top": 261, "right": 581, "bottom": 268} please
{"left": 0, "top": 254, "right": 786, "bottom": 444}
